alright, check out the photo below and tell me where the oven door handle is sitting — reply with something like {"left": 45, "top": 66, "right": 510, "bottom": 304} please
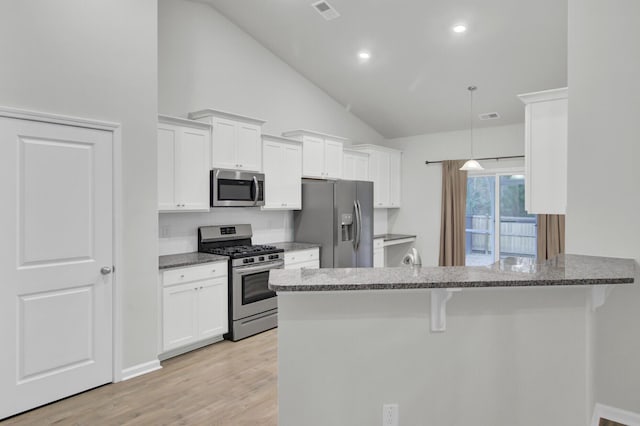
{"left": 234, "top": 260, "right": 284, "bottom": 274}
{"left": 252, "top": 176, "right": 260, "bottom": 205}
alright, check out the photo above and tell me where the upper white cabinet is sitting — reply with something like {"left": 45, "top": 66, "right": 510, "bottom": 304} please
{"left": 189, "top": 109, "right": 265, "bottom": 172}
{"left": 518, "top": 87, "right": 568, "bottom": 215}
{"left": 282, "top": 130, "right": 345, "bottom": 179}
{"left": 351, "top": 145, "right": 402, "bottom": 208}
{"left": 158, "top": 115, "right": 211, "bottom": 212}
{"left": 343, "top": 149, "right": 370, "bottom": 181}
{"left": 262, "top": 135, "right": 303, "bottom": 210}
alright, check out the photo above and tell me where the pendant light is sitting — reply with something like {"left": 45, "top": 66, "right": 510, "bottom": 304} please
{"left": 460, "top": 85, "right": 484, "bottom": 171}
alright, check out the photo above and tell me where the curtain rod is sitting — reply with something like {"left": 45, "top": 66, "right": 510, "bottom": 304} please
{"left": 424, "top": 155, "right": 524, "bottom": 165}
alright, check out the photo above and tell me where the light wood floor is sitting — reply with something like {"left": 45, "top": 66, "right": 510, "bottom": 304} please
{"left": 2, "top": 329, "right": 278, "bottom": 426}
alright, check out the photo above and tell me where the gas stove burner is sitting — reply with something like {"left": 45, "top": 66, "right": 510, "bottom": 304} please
{"left": 205, "top": 244, "right": 282, "bottom": 259}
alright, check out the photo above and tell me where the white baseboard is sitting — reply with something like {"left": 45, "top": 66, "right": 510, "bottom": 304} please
{"left": 120, "top": 359, "right": 162, "bottom": 381}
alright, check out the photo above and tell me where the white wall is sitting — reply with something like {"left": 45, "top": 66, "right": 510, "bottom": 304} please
{"left": 0, "top": 1, "right": 159, "bottom": 370}
{"left": 159, "top": 0, "right": 382, "bottom": 144}
{"left": 382, "top": 124, "right": 525, "bottom": 266}
{"left": 159, "top": 209, "right": 293, "bottom": 255}
{"left": 157, "top": 0, "right": 385, "bottom": 251}
{"left": 566, "top": 0, "right": 640, "bottom": 413}
{"left": 279, "top": 288, "right": 591, "bottom": 425}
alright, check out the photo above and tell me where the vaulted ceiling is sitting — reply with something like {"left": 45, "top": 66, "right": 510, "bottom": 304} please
{"left": 204, "top": 0, "right": 567, "bottom": 138}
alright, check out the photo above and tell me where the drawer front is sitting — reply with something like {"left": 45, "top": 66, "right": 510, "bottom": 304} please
{"left": 374, "top": 238, "right": 384, "bottom": 249}
{"left": 284, "top": 248, "right": 319, "bottom": 266}
{"left": 163, "top": 261, "right": 227, "bottom": 286}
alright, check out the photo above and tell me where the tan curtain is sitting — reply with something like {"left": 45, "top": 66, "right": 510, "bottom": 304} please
{"left": 537, "top": 214, "right": 565, "bottom": 260}
{"left": 439, "top": 160, "right": 468, "bottom": 266}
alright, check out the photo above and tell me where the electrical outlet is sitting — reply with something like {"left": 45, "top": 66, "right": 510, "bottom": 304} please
{"left": 159, "top": 226, "right": 171, "bottom": 238}
{"left": 382, "top": 403, "right": 399, "bottom": 426}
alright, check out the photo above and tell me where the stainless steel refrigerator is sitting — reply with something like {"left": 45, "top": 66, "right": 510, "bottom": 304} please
{"left": 294, "top": 180, "right": 373, "bottom": 268}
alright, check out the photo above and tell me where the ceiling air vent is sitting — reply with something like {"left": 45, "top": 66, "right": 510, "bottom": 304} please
{"left": 311, "top": 1, "right": 340, "bottom": 21}
{"left": 478, "top": 112, "right": 501, "bottom": 120}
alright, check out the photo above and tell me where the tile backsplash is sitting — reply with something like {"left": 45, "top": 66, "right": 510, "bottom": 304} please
{"left": 159, "top": 208, "right": 389, "bottom": 255}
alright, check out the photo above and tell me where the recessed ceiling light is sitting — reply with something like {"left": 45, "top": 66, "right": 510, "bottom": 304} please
{"left": 358, "top": 51, "right": 371, "bottom": 60}
{"left": 453, "top": 24, "right": 467, "bottom": 33}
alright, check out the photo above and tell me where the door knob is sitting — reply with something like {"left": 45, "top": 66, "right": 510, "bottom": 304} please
{"left": 100, "top": 266, "right": 113, "bottom": 275}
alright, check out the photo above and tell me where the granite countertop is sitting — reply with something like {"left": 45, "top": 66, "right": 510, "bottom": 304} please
{"left": 269, "top": 254, "right": 637, "bottom": 292}
{"left": 271, "top": 241, "right": 322, "bottom": 252}
{"left": 159, "top": 252, "right": 228, "bottom": 270}
{"left": 374, "top": 233, "right": 417, "bottom": 241}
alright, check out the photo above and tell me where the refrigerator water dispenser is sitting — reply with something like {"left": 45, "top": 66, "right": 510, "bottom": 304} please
{"left": 340, "top": 213, "right": 354, "bottom": 242}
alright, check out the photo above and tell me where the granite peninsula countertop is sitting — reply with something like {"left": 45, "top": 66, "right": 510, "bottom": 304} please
{"left": 271, "top": 241, "right": 322, "bottom": 252}
{"left": 374, "top": 233, "right": 417, "bottom": 241}
{"left": 269, "top": 254, "right": 637, "bottom": 291}
{"left": 159, "top": 252, "right": 228, "bottom": 270}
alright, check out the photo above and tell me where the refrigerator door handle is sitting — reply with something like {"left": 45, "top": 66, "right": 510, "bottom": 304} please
{"left": 355, "top": 200, "right": 362, "bottom": 250}
{"left": 352, "top": 200, "right": 359, "bottom": 250}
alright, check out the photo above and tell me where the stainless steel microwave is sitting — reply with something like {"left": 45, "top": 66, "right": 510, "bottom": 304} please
{"left": 210, "top": 169, "right": 265, "bottom": 207}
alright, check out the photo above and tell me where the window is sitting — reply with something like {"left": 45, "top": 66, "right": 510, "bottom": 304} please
{"left": 465, "top": 169, "right": 537, "bottom": 266}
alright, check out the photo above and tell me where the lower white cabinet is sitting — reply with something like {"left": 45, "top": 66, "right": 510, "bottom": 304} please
{"left": 284, "top": 248, "right": 320, "bottom": 270}
{"left": 373, "top": 238, "right": 385, "bottom": 267}
{"left": 161, "top": 261, "right": 228, "bottom": 353}
{"left": 262, "top": 135, "right": 303, "bottom": 210}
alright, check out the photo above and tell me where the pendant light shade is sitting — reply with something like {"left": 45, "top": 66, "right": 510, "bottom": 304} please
{"left": 460, "top": 85, "right": 484, "bottom": 171}
{"left": 459, "top": 159, "right": 484, "bottom": 171}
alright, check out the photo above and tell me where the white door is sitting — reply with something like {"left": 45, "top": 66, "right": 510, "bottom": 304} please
{"left": 196, "top": 278, "right": 228, "bottom": 340}
{"left": 262, "top": 141, "right": 283, "bottom": 209}
{"left": 343, "top": 153, "right": 355, "bottom": 180}
{"left": 236, "top": 123, "right": 262, "bottom": 172}
{"left": 177, "top": 127, "right": 210, "bottom": 211}
{"left": 389, "top": 151, "right": 402, "bottom": 207}
{"left": 163, "top": 283, "right": 198, "bottom": 351}
{"left": 211, "top": 117, "right": 237, "bottom": 170}
{"left": 302, "top": 136, "right": 325, "bottom": 178}
{"left": 354, "top": 154, "right": 370, "bottom": 181}
{"left": 282, "top": 143, "right": 302, "bottom": 209}
{"left": 157, "top": 123, "right": 177, "bottom": 211}
{"left": 323, "top": 139, "right": 343, "bottom": 179}
{"left": 0, "top": 116, "right": 113, "bottom": 419}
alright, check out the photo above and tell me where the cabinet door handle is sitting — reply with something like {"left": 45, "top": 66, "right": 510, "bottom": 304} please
{"left": 212, "top": 269, "right": 216, "bottom": 273}
{"left": 180, "top": 274, "right": 185, "bottom": 278}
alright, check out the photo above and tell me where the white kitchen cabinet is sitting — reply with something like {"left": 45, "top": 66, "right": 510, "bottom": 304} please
{"left": 189, "top": 109, "right": 265, "bottom": 172}
{"left": 262, "top": 135, "right": 303, "bottom": 210}
{"left": 373, "top": 238, "right": 385, "bottom": 267}
{"left": 388, "top": 150, "right": 402, "bottom": 207}
{"left": 282, "top": 130, "right": 346, "bottom": 179}
{"left": 160, "top": 262, "right": 228, "bottom": 353}
{"left": 343, "top": 149, "right": 370, "bottom": 181}
{"left": 158, "top": 115, "right": 211, "bottom": 212}
{"left": 284, "top": 248, "right": 320, "bottom": 270}
{"left": 351, "top": 145, "right": 402, "bottom": 208}
{"left": 518, "top": 87, "right": 568, "bottom": 214}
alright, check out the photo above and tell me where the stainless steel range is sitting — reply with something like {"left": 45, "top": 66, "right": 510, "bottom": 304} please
{"left": 198, "top": 224, "right": 283, "bottom": 341}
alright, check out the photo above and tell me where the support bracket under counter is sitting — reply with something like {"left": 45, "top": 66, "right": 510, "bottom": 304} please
{"left": 430, "top": 288, "right": 462, "bottom": 332}
{"left": 591, "top": 285, "right": 613, "bottom": 311}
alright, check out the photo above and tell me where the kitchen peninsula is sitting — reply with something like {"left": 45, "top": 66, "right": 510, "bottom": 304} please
{"left": 269, "top": 254, "right": 637, "bottom": 426}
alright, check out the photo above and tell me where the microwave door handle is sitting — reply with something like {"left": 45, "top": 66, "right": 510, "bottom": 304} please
{"left": 252, "top": 176, "right": 259, "bottom": 205}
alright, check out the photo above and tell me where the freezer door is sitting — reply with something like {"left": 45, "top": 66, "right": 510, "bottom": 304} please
{"left": 294, "top": 181, "right": 335, "bottom": 268}
{"left": 355, "top": 181, "right": 374, "bottom": 267}
{"left": 334, "top": 180, "right": 357, "bottom": 268}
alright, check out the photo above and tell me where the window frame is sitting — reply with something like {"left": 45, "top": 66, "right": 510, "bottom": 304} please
{"left": 467, "top": 166, "right": 530, "bottom": 263}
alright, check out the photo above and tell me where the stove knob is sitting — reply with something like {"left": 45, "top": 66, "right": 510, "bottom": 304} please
{"left": 243, "top": 259, "right": 249, "bottom": 264}
{"left": 248, "top": 258, "right": 255, "bottom": 263}
{"left": 259, "top": 256, "right": 265, "bottom": 261}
